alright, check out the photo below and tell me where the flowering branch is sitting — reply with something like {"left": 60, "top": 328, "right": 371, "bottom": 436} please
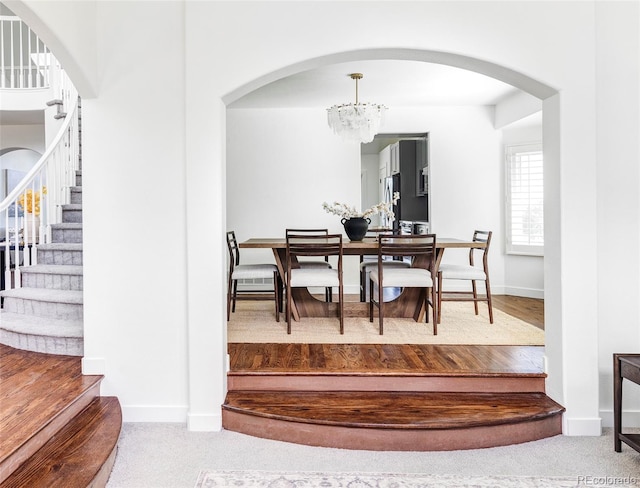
{"left": 322, "top": 192, "right": 399, "bottom": 220}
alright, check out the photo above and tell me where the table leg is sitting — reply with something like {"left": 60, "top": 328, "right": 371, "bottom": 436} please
{"left": 614, "top": 354, "right": 623, "bottom": 452}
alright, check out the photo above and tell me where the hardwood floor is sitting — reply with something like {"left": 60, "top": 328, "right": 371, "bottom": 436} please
{"left": 228, "top": 343, "right": 545, "bottom": 375}
{"left": 223, "top": 295, "right": 559, "bottom": 451}
{"left": 0, "top": 344, "right": 121, "bottom": 487}
{"left": 493, "top": 295, "right": 544, "bottom": 330}
{"left": 228, "top": 295, "right": 546, "bottom": 376}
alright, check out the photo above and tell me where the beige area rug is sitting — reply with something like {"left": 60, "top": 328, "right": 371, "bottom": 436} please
{"left": 195, "top": 470, "right": 596, "bottom": 487}
{"left": 227, "top": 300, "right": 545, "bottom": 345}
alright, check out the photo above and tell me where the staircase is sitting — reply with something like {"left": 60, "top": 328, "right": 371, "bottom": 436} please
{"left": 0, "top": 344, "right": 121, "bottom": 487}
{"left": 0, "top": 170, "right": 84, "bottom": 356}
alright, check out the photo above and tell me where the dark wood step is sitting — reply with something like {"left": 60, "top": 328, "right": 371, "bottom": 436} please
{"left": 0, "top": 346, "right": 103, "bottom": 483}
{"left": 227, "top": 343, "right": 547, "bottom": 393}
{"left": 0, "top": 345, "right": 119, "bottom": 486}
{"left": 1, "top": 397, "right": 122, "bottom": 488}
{"left": 222, "top": 390, "right": 564, "bottom": 451}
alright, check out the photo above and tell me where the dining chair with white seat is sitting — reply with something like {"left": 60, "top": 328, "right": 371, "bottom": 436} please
{"left": 369, "top": 234, "right": 437, "bottom": 335}
{"left": 437, "top": 230, "right": 493, "bottom": 324}
{"left": 285, "top": 228, "right": 333, "bottom": 302}
{"left": 286, "top": 233, "right": 344, "bottom": 334}
{"left": 226, "top": 230, "right": 280, "bottom": 322}
{"left": 359, "top": 233, "right": 411, "bottom": 303}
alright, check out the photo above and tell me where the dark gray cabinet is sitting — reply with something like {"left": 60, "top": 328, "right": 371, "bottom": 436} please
{"left": 397, "top": 140, "right": 429, "bottom": 223}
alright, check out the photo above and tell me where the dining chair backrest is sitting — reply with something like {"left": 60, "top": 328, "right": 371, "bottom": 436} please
{"left": 286, "top": 228, "right": 329, "bottom": 237}
{"left": 470, "top": 230, "right": 492, "bottom": 268}
{"left": 377, "top": 233, "right": 436, "bottom": 267}
{"left": 286, "top": 233, "right": 343, "bottom": 262}
{"left": 226, "top": 231, "right": 241, "bottom": 268}
{"left": 286, "top": 228, "right": 331, "bottom": 260}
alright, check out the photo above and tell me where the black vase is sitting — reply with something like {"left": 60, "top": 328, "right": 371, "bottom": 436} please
{"left": 341, "top": 217, "right": 370, "bottom": 241}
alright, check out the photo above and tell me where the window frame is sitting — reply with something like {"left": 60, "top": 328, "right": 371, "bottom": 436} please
{"left": 505, "top": 142, "right": 544, "bottom": 257}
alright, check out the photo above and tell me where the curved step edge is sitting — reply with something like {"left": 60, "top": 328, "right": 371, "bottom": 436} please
{"left": 2, "top": 396, "right": 122, "bottom": 488}
{"left": 222, "top": 408, "right": 563, "bottom": 451}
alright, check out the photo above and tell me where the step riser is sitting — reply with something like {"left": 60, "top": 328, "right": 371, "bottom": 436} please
{"left": 3, "top": 298, "right": 83, "bottom": 320}
{"left": 222, "top": 409, "right": 563, "bottom": 451}
{"left": 38, "top": 249, "right": 83, "bottom": 265}
{"left": 0, "top": 328, "right": 83, "bottom": 356}
{"left": 62, "top": 209, "right": 82, "bottom": 224}
{"left": 51, "top": 228, "right": 83, "bottom": 243}
{"left": 227, "top": 375, "right": 547, "bottom": 394}
{"left": 70, "top": 190, "right": 82, "bottom": 205}
{"left": 22, "top": 273, "right": 83, "bottom": 291}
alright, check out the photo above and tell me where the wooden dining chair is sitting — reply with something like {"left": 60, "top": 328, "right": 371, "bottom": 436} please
{"left": 369, "top": 234, "right": 437, "bottom": 335}
{"left": 437, "top": 230, "right": 493, "bottom": 324}
{"left": 285, "top": 228, "right": 333, "bottom": 302}
{"left": 226, "top": 231, "right": 280, "bottom": 322}
{"left": 359, "top": 229, "right": 409, "bottom": 302}
{"left": 286, "top": 233, "right": 344, "bottom": 334}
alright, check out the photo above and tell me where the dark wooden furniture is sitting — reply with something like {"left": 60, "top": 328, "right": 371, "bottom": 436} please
{"left": 240, "top": 237, "right": 485, "bottom": 321}
{"left": 226, "top": 231, "right": 280, "bottom": 322}
{"left": 369, "top": 234, "right": 437, "bottom": 335}
{"left": 286, "top": 228, "right": 332, "bottom": 302}
{"left": 285, "top": 233, "right": 344, "bottom": 334}
{"left": 437, "top": 230, "right": 494, "bottom": 324}
{"left": 614, "top": 353, "right": 640, "bottom": 453}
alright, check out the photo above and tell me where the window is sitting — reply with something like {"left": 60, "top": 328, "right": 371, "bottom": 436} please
{"left": 506, "top": 143, "right": 543, "bottom": 256}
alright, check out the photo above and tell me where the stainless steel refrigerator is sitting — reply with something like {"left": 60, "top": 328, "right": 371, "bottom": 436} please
{"left": 382, "top": 174, "right": 401, "bottom": 232}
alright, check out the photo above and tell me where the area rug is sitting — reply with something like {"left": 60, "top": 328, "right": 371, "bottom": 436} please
{"left": 227, "top": 301, "right": 545, "bottom": 345}
{"left": 194, "top": 470, "right": 595, "bottom": 487}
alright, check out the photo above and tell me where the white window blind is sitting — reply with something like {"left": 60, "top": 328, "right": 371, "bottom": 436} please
{"left": 506, "top": 143, "right": 543, "bottom": 255}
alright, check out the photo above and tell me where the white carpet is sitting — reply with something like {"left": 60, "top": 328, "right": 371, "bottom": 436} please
{"left": 227, "top": 300, "right": 545, "bottom": 345}
{"left": 194, "top": 470, "right": 597, "bottom": 487}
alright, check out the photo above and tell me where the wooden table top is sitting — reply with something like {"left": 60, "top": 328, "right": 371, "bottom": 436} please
{"left": 240, "top": 237, "right": 485, "bottom": 250}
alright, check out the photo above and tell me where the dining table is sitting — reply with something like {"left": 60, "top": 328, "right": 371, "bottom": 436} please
{"left": 239, "top": 236, "right": 486, "bottom": 321}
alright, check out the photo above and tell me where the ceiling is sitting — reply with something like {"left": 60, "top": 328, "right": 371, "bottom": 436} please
{"left": 228, "top": 59, "right": 520, "bottom": 109}
{"left": 0, "top": 60, "right": 521, "bottom": 132}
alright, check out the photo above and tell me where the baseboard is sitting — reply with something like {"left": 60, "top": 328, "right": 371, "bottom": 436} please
{"left": 502, "top": 286, "right": 544, "bottom": 299}
{"left": 563, "top": 416, "right": 603, "bottom": 436}
{"left": 600, "top": 409, "right": 640, "bottom": 428}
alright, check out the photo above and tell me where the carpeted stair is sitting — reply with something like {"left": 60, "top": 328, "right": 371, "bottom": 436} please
{"left": 0, "top": 170, "right": 84, "bottom": 356}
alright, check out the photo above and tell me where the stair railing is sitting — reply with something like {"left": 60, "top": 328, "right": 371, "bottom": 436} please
{"left": 0, "top": 14, "right": 52, "bottom": 89}
{"left": 0, "top": 78, "right": 79, "bottom": 291}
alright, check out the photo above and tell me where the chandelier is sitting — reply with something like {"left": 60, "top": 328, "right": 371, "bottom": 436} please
{"left": 327, "top": 73, "right": 387, "bottom": 143}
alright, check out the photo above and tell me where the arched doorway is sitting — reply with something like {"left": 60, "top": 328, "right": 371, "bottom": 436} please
{"left": 222, "top": 48, "right": 561, "bottom": 402}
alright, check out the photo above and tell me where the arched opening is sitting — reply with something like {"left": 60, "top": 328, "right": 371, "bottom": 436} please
{"left": 223, "top": 48, "right": 561, "bottom": 400}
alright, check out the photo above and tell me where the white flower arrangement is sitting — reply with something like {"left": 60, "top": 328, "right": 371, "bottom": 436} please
{"left": 322, "top": 192, "right": 400, "bottom": 220}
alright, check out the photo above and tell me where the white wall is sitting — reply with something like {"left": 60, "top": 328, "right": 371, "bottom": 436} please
{"left": 360, "top": 153, "right": 380, "bottom": 227}
{"left": 501, "top": 115, "right": 544, "bottom": 298}
{"left": 79, "top": 1, "right": 190, "bottom": 423}
{"left": 14, "top": 0, "right": 640, "bottom": 434}
{"left": 0, "top": 124, "right": 45, "bottom": 153}
{"left": 595, "top": 1, "right": 640, "bottom": 425}
{"left": 227, "top": 108, "right": 361, "bottom": 291}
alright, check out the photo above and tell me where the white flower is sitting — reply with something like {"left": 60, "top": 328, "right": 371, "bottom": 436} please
{"left": 322, "top": 192, "right": 400, "bottom": 220}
